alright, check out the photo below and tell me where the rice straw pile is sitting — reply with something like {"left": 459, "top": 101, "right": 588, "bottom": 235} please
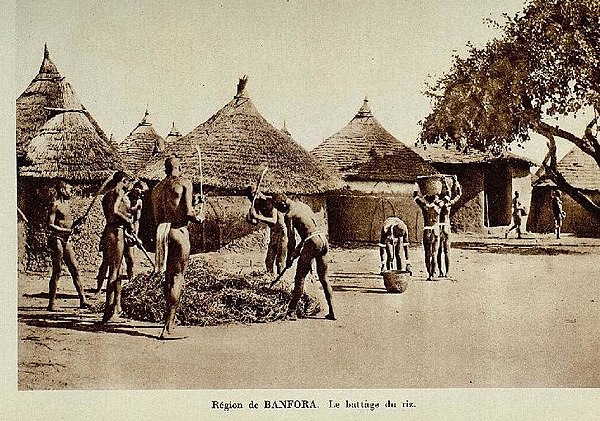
{"left": 120, "top": 256, "right": 321, "bottom": 325}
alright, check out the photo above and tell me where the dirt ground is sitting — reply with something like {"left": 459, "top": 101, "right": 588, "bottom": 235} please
{"left": 17, "top": 232, "right": 600, "bottom": 390}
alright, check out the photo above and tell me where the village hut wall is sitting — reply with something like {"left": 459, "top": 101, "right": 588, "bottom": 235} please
{"left": 527, "top": 185, "right": 600, "bottom": 237}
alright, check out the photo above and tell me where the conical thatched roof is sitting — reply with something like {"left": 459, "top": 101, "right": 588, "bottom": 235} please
{"left": 164, "top": 121, "right": 182, "bottom": 146}
{"left": 19, "top": 110, "right": 126, "bottom": 181}
{"left": 16, "top": 45, "right": 110, "bottom": 160}
{"left": 140, "top": 76, "right": 343, "bottom": 194}
{"left": 118, "top": 109, "right": 165, "bottom": 174}
{"left": 312, "top": 97, "right": 437, "bottom": 182}
{"left": 555, "top": 146, "right": 600, "bottom": 191}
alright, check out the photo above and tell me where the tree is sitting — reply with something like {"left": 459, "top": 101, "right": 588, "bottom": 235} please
{"left": 420, "top": 0, "right": 600, "bottom": 217}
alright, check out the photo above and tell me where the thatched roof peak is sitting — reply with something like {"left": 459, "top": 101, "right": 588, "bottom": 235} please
{"left": 38, "top": 44, "right": 60, "bottom": 79}
{"left": 312, "top": 98, "right": 436, "bottom": 182}
{"left": 280, "top": 120, "right": 291, "bottom": 136}
{"left": 119, "top": 110, "right": 165, "bottom": 174}
{"left": 167, "top": 121, "right": 181, "bottom": 137}
{"left": 140, "top": 81, "right": 343, "bottom": 194}
{"left": 235, "top": 75, "right": 249, "bottom": 99}
{"left": 355, "top": 95, "right": 372, "bottom": 119}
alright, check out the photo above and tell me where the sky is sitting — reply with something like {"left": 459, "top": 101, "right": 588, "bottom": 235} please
{"left": 15, "top": 0, "right": 575, "bottom": 161}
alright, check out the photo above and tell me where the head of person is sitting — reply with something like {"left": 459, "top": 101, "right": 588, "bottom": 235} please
{"left": 111, "top": 170, "right": 131, "bottom": 191}
{"left": 553, "top": 189, "right": 561, "bottom": 198}
{"left": 130, "top": 180, "right": 149, "bottom": 199}
{"left": 165, "top": 156, "right": 182, "bottom": 177}
{"left": 391, "top": 224, "right": 404, "bottom": 238}
{"left": 244, "top": 185, "right": 256, "bottom": 201}
{"left": 514, "top": 191, "right": 520, "bottom": 198}
{"left": 56, "top": 180, "right": 73, "bottom": 200}
{"left": 271, "top": 193, "right": 290, "bottom": 213}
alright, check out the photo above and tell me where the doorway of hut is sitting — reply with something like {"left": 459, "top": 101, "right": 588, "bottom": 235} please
{"left": 484, "top": 163, "right": 512, "bottom": 227}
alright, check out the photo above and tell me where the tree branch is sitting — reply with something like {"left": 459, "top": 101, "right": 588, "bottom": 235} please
{"left": 545, "top": 165, "right": 600, "bottom": 218}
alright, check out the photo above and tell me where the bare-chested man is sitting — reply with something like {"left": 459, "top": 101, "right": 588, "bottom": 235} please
{"left": 246, "top": 187, "right": 288, "bottom": 275}
{"left": 151, "top": 156, "right": 204, "bottom": 339}
{"left": 100, "top": 171, "right": 134, "bottom": 323}
{"left": 47, "top": 181, "right": 89, "bottom": 311}
{"left": 505, "top": 191, "right": 525, "bottom": 239}
{"left": 271, "top": 193, "right": 335, "bottom": 321}
{"left": 378, "top": 216, "right": 411, "bottom": 274}
{"left": 437, "top": 177, "right": 462, "bottom": 278}
{"left": 414, "top": 188, "right": 443, "bottom": 281}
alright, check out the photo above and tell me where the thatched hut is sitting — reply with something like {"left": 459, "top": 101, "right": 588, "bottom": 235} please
{"left": 139, "top": 76, "right": 343, "bottom": 252}
{"left": 527, "top": 147, "right": 600, "bottom": 237}
{"left": 16, "top": 44, "right": 112, "bottom": 166}
{"left": 413, "top": 143, "right": 535, "bottom": 233}
{"left": 164, "top": 122, "right": 182, "bottom": 146}
{"left": 311, "top": 97, "right": 437, "bottom": 244}
{"left": 118, "top": 109, "right": 165, "bottom": 174}
{"left": 17, "top": 46, "right": 126, "bottom": 271}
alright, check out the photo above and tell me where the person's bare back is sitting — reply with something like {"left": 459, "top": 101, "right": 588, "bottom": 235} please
{"left": 152, "top": 175, "right": 194, "bottom": 227}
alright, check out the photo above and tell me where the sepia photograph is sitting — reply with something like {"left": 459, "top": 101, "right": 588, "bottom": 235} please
{"left": 4, "top": 0, "right": 600, "bottom": 419}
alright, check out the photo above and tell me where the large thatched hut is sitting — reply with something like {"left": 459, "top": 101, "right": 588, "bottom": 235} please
{"left": 118, "top": 109, "right": 165, "bottom": 174}
{"left": 140, "top": 76, "right": 343, "bottom": 252}
{"left": 311, "top": 97, "right": 437, "bottom": 244}
{"left": 527, "top": 147, "right": 600, "bottom": 237}
{"left": 17, "top": 46, "right": 126, "bottom": 271}
{"left": 413, "top": 143, "right": 535, "bottom": 233}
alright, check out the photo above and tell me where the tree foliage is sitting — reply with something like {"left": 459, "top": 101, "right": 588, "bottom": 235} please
{"left": 420, "top": 0, "right": 600, "bottom": 214}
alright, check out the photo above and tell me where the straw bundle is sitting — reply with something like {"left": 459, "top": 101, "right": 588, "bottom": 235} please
{"left": 120, "top": 256, "right": 321, "bottom": 326}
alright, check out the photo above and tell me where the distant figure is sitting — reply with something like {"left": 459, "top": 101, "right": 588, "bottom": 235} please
{"left": 271, "top": 193, "right": 335, "bottom": 321}
{"left": 100, "top": 171, "right": 134, "bottom": 323}
{"left": 151, "top": 156, "right": 204, "bottom": 339}
{"left": 46, "top": 181, "right": 89, "bottom": 311}
{"left": 378, "top": 216, "right": 411, "bottom": 274}
{"left": 246, "top": 186, "right": 288, "bottom": 274}
{"left": 506, "top": 191, "right": 526, "bottom": 239}
{"left": 437, "top": 177, "right": 462, "bottom": 277}
{"left": 551, "top": 189, "right": 566, "bottom": 239}
{"left": 414, "top": 188, "right": 443, "bottom": 281}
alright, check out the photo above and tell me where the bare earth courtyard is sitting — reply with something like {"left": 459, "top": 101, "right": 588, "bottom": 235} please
{"left": 17, "top": 233, "right": 600, "bottom": 390}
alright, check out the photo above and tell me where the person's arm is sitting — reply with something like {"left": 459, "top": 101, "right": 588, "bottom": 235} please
{"left": 448, "top": 182, "right": 462, "bottom": 206}
{"left": 185, "top": 179, "right": 204, "bottom": 224}
{"left": 285, "top": 215, "right": 296, "bottom": 267}
{"left": 249, "top": 204, "right": 277, "bottom": 225}
{"left": 48, "top": 202, "right": 71, "bottom": 234}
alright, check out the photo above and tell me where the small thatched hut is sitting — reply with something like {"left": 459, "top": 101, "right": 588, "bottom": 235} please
{"left": 118, "top": 109, "right": 165, "bottom": 174}
{"left": 527, "top": 147, "right": 600, "bottom": 237}
{"left": 164, "top": 122, "right": 182, "bottom": 146}
{"left": 311, "top": 97, "right": 437, "bottom": 244}
{"left": 413, "top": 143, "right": 535, "bottom": 233}
{"left": 140, "top": 76, "right": 343, "bottom": 252}
{"left": 17, "top": 46, "right": 126, "bottom": 271}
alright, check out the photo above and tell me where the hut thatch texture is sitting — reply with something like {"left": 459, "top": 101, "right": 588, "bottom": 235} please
{"left": 19, "top": 110, "right": 126, "bottom": 181}
{"left": 16, "top": 45, "right": 110, "bottom": 161}
{"left": 141, "top": 77, "right": 343, "bottom": 194}
{"left": 311, "top": 98, "right": 437, "bottom": 182}
{"left": 555, "top": 146, "right": 600, "bottom": 191}
{"left": 118, "top": 110, "right": 165, "bottom": 174}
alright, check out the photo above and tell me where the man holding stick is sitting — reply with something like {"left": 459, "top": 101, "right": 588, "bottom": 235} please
{"left": 271, "top": 193, "right": 335, "bottom": 321}
{"left": 151, "top": 156, "right": 204, "bottom": 339}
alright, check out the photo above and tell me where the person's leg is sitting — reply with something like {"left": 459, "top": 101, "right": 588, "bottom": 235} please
{"left": 394, "top": 238, "right": 403, "bottom": 271}
{"left": 95, "top": 255, "right": 109, "bottom": 296}
{"left": 276, "top": 233, "right": 288, "bottom": 275}
{"left": 265, "top": 229, "right": 276, "bottom": 274}
{"left": 431, "top": 234, "right": 440, "bottom": 278}
{"left": 316, "top": 253, "right": 335, "bottom": 320}
{"left": 385, "top": 241, "right": 395, "bottom": 271}
{"left": 422, "top": 234, "right": 431, "bottom": 280}
{"left": 288, "top": 244, "right": 313, "bottom": 318}
{"left": 48, "top": 238, "right": 63, "bottom": 311}
{"left": 103, "top": 229, "right": 125, "bottom": 322}
{"left": 444, "top": 234, "right": 451, "bottom": 277}
{"left": 161, "top": 228, "right": 191, "bottom": 338}
{"left": 63, "top": 241, "right": 89, "bottom": 308}
{"left": 124, "top": 245, "right": 135, "bottom": 281}
{"left": 437, "top": 232, "right": 445, "bottom": 277}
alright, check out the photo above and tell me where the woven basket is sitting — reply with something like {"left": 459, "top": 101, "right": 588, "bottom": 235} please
{"left": 382, "top": 270, "right": 409, "bottom": 293}
{"left": 416, "top": 175, "right": 444, "bottom": 196}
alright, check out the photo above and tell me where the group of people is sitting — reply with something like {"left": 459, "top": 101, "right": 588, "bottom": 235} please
{"left": 411, "top": 176, "right": 463, "bottom": 281}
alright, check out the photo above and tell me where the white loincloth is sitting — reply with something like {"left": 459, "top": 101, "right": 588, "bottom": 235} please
{"left": 155, "top": 222, "right": 171, "bottom": 273}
